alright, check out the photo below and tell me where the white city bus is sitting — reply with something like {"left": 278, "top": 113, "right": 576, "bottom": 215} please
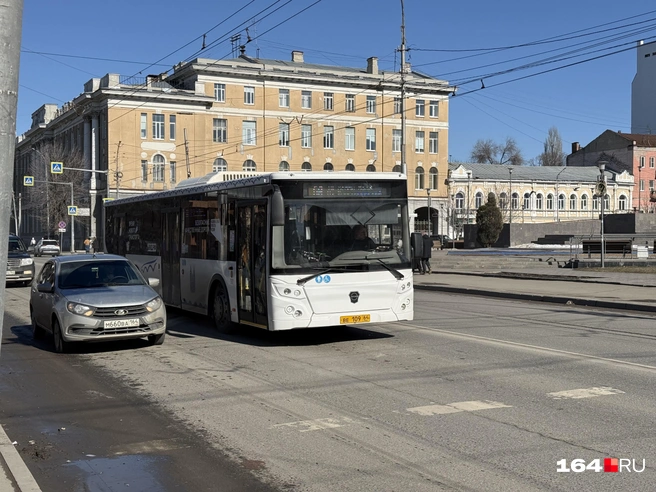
{"left": 105, "top": 172, "right": 414, "bottom": 331}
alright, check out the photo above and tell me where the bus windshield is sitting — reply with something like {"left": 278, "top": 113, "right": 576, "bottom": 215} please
{"left": 272, "top": 198, "right": 411, "bottom": 273}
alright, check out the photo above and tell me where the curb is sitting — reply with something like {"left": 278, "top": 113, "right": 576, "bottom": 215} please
{"left": 0, "top": 424, "right": 42, "bottom": 492}
{"left": 414, "top": 283, "right": 656, "bottom": 314}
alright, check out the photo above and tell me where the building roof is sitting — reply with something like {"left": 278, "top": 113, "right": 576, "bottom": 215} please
{"left": 448, "top": 163, "right": 621, "bottom": 183}
{"left": 613, "top": 132, "right": 656, "bottom": 147}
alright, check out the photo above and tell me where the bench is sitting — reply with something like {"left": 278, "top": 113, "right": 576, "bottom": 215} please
{"left": 581, "top": 239, "right": 632, "bottom": 258}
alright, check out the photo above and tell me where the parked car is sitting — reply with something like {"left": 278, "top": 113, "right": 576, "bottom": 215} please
{"left": 7, "top": 235, "right": 35, "bottom": 286}
{"left": 34, "top": 238, "right": 61, "bottom": 257}
{"left": 30, "top": 254, "right": 166, "bottom": 353}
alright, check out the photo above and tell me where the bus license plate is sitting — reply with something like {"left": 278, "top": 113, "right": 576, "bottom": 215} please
{"left": 6, "top": 271, "right": 14, "bottom": 275}
{"left": 340, "top": 314, "right": 370, "bottom": 324}
{"left": 104, "top": 318, "right": 139, "bottom": 328}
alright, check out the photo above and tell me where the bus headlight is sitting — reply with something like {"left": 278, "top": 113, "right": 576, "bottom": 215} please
{"left": 397, "top": 281, "right": 412, "bottom": 293}
{"left": 276, "top": 285, "right": 306, "bottom": 299}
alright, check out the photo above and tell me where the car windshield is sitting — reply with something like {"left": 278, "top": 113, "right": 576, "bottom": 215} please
{"left": 58, "top": 260, "right": 145, "bottom": 289}
{"left": 9, "top": 238, "right": 26, "bottom": 252}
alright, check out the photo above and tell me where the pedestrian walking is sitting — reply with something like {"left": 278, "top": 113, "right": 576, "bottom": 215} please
{"left": 420, "top": 232, "right": 434, "bottom": 274}
{"left": 84, "top": 237, "right": 91, "bottom": 253}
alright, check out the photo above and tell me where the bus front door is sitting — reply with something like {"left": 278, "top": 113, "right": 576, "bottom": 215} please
{"left": 237, "top": 203, "right": 268, "bottom": 328}
{"left": 161, "top": 210, "right": 181, "bottom": 307}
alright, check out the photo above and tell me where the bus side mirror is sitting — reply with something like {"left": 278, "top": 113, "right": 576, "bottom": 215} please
{"left": 271, "top": 185, "right": 285, "bottom": 227}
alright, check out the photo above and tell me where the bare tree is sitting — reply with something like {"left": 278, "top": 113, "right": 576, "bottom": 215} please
{"left": 538, "top": 127, "right": 566, "bottom": 166}
{"left": 470, "top": 137, "right": 524, "bottom": 166}
{"left": 30, "top": 141, "right": 88, "bottom": 237}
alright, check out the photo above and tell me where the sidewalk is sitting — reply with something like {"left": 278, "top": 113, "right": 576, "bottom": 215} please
{"left": 0, "top": 424, "right": 41, "bottom": 491}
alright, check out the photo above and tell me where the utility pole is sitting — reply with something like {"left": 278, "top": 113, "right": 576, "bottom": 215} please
{"left": 184, "top": 128, "right": 191, "bottom": 178}
{"left": 0, "top": 0, "right": 24, "bottom": 359}
{"left": 114, "top": 140, "right": 123, "bottom": 199}
{"left": 399, "top": 0, "right": 408, "bottom": 176}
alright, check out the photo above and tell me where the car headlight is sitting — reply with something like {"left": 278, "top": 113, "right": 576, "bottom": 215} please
{"left": 19, "top": 258, "right": 34, "bottom": 267}
{"left": 145, "top": 297, "right": 162, "bottom": 312}
{"left": 66, "top": 302, "right": 95, "bottom": 317}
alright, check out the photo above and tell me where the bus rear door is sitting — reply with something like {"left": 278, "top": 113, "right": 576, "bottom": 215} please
{"left": 161, "top": 209, "right": 181, "bottom": 307}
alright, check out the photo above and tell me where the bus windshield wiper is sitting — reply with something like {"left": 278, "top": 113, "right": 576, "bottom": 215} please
{"left": 366, "top": 256, "right": 405, "bottom": 280}
{"left": 296, "top": 267, "right": 350, "bottom": 286}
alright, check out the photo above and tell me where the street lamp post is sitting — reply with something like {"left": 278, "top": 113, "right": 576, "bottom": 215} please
{"left": 466, "top": 170, "right": 472, "bottom": 225}
{"left": 508, "top": 167, "right": 513, "bottom": 225}
{"left": 426, "top": 188, "right": 432, "bottom": 236}
{"left": 598, "top": 160, "right": 607, "bottom": 268}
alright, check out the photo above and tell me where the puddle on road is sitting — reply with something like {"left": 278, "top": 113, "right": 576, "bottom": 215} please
{"left": 66, "top": 454, "right": 166, "bottom": 491}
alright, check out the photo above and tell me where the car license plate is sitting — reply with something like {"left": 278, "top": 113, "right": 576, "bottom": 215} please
{"left": 6, "top": 271, "right": 14, "bottom": 275}
{"left": 104, "top": 318, "right": 140, "bottom": 328}
{"left": 340, "top": 314, "right": 370, "bottom": 324}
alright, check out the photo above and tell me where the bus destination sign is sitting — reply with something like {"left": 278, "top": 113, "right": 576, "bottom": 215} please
{"left": 304, "top": 183, "right": 391, "bottom": 198}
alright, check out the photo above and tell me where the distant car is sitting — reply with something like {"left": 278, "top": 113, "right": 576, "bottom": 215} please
{"left": 7, "top": 235, "right": 35, "bottom": 287}
{"left": 34, "top": 238, "right": 61, "bottom": 257}
{"left": 30, "top": 254, "right": 166, "bottom": 353}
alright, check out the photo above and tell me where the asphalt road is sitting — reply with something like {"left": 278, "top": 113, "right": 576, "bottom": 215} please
{"left": 2, "top": 263, "right": 656, "bottom": 491}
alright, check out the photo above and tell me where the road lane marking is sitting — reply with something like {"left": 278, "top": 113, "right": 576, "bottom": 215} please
{"left": 547, "top": 387, "right": 625, "bottom": 400}
{"left": 271, "top": 417, "right": 357, "bottom": 432}
{"left": 407, "top": 400, "right": 511, "bottom": 416}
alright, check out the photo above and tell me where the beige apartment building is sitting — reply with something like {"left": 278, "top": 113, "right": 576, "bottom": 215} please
{"left": 14, "top": 51, "right": 454, "bottom": 248}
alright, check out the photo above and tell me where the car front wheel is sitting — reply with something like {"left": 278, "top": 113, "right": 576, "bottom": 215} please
{"left": 148, "top": 332, "right": 166, "bottom": 345}
{"left": 52, "top": 319, "right": 70, "bottom": 353}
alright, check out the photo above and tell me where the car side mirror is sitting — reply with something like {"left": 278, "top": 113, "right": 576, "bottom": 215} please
{"left": 37, "top": 282, "right": 54, "bottom": 293}
{"left": 148, "top": 278, "right": 160, "bottom": 287}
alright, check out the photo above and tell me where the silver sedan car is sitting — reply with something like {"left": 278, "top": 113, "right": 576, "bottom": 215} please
{"left": 30, "top": 254, "right": 166, "bottom": 353}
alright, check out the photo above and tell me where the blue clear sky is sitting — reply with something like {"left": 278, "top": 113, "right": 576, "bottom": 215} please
{"left": 17, "top": 0, "right": 654, "bottom": 163}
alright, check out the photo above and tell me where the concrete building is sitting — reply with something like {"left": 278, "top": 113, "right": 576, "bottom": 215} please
{"left": 631, "top": 40, "right": 656, "bottom": 135}
{"left": 14, "top": 52, "right": 454, "bottom": 249}
{"left": 566, "top": 130, "right": 656, "bottom": 211}
{"left": 445, "top": 163, "right": 634, "bottom": 238}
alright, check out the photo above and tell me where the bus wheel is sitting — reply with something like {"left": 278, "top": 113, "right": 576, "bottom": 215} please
{"left": 212, "top": 284, "right": 233, "bottom": 333}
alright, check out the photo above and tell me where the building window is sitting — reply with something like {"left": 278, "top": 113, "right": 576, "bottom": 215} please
{"left": 301, "top": 90, "right": 312, "bottom": 109}
{"left": 324, "top": 92, "right": 333, "bottom": 110}
{"left": 499, "top": 193, "right": 508, "bottom": 209}
{"left": 558, "top": 194, "right": 565, "bottom": 210}
{"left": 429, "top": 100, "right": 439, "bottom": 118}
{"left": 429, "top": 132, "right": 438, "bottom": 154}
{"left": 650, "top": 180, "right": 655, "bottom": 190}
{"left": 301, "top": 161, "right": 312, "bottom": 172}
{"left": 511, "top": 192, "right": 519, "bottom": 210}
{"left": 366, "top": 95, "right": 376, "bottom": 114}
{"left": 152, "top": 114, "right": 164, "bottom": 140}
{"left": 324, "top": 162, "right": 333, "bottom": 171}
{"left": 569, "top": 194, "right": 577, "bottom": 210}
{"left": 141, "top": 160, "right": 148, "bottom": 181}
{"left": 169, "top": 115, "right": 176, "bottom": 140}
{"left": 279, "top": 123, "right": 290, "bottom": 147}
{"left": 640, "top": 156, "right": 646, "bottom": 168}
{"left": 604, "top": 194, "right": 610, "bottom": 210}
{"left": 301, "top": 124, "right": 312, "bottom": 148}
{"left": 170, "top": 161, "right": 176, "bottom": 182}
{"left": 581, "top": 194, "right": 588, "bottom": 210}
{"left": 547, "top": 194, "right": 554, "bottom": 210}
{"left": 345, "top": 163, "right": 355, "bottom": 171}
{"left": 392, "top": 129, "right": 402, "bottom": 152}
{"left": 476, "top": 192, "right": 484, "bottom": 209}
{"left": 619, "top": 195, "right": 627, "bottom": 210}
{"left": 323, "top": 126, "right": 334, "bottom": 149}
{"left": 415, "top": 131, "right": 425, "bottom": 153}
{"left": 593, "top": 195, "right": 599, "bottom": 210}
{"left": 524, "top": 193, "right": 531, "bottom": 210}
{"left": 244, "top": 86, "right": 254, "bottom": 105}
{"left": 279, "top": 161, "right": 290, "bottom": 171}
{"left": 394, "top": 97, "right": 402, "bottom": 114}
{"left": 366, "top": 128, "right": 376, "bottom": 151}
{"left": 140, "top": 113, "right": 147, "bottom": 139}
{"left": 213, "top": 118, "right": 227, "bottom": 143}
{"left": 279, "top": 89, "right": 289, "bottom": 107}
{"left": 536, "top": 193, "right": 543, "bottom": 210}
{"left": 415, "top": 167, "right": 425, "bottom": 190}
{"left": 640, "top": 179, "right": 645, "bottom": 191}
{"left": 455, "top": 192, "right": 464, "bottom": 209}
{"left": 429, "top": 168, "right": 438, "bottom": 189}
{"left": 366, "top": 164, "right": 376, "bottom": 172}
{"left": 243, "top": 159, "right": 256, "bottom": 171}
{"left": 345, "top": 94, "right": 355, "bottom": 112}
{"left": 345, "top": 127, "right": 355, "bottom": 151}
{"left": 214, "top": 83, "right": 225, "bottom": 102}
{"left": 651, "top": 157, "right": 655, "bottom": 168}
{"left": 415, "top": 99, "right": 425, "bottom": 117}
{"left": 213, "top": 158, "right": 227, "bottom": 172}
{"left": 153, "top": 154, "right": 165, "bottom": 182}
{"left": 243, "top": 121, "right": 256, "bottom": 146}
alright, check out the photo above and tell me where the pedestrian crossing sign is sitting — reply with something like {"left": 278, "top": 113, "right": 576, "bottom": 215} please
{"left": 68, "top": 206, "right": 78, "bottom": 216}
{"left": 51, "top": 162, "right": 63, "bottom": 174}
{"left": 24, "top": 176, "right": 34, "bottom": 186}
